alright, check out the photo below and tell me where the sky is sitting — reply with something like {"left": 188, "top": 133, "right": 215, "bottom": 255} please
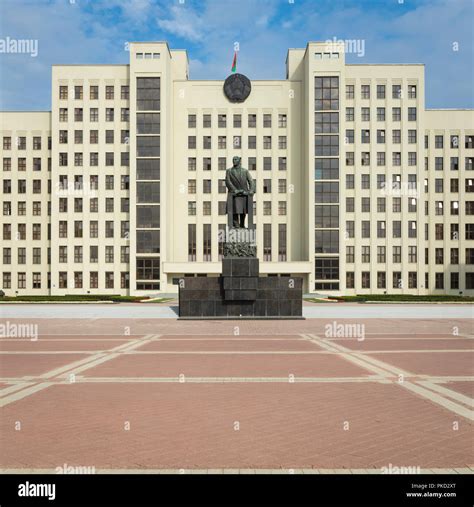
{"left": 0, "top": 0, "right": 473, "bottom": 111}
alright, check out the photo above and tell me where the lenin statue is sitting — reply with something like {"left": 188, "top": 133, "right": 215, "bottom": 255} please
{"left": 225, "top": 156, "right": 255, "bottom": 228}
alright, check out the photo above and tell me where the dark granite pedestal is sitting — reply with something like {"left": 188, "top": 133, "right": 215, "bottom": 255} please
{"left": 179, "top": 257, "right": 303, "bottom": 319}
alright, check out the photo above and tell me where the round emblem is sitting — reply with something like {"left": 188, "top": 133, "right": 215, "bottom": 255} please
{"left": 223, "top": 73, "right": 251, "bottom": 103}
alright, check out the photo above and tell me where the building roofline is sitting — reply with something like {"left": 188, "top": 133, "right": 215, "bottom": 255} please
{"left": 426, "top": 108, "right": 474, "bottom": 111}
{"left": 173, "top": 79, "right": 295, "bottom": 83}
{"left": 51, "top": 64, "right": 129, "bottom": 67}
{"left": 346, "top": 63, "right": 424, "bottom": 66}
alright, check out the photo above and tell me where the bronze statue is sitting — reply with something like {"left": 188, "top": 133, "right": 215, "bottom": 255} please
{"left": 225, "top": 156, "right": 255, "bottom": 228}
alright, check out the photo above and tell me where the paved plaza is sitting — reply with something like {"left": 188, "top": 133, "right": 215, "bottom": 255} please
{"left": 0, "top": 304, "right": 472, "bottom": 473}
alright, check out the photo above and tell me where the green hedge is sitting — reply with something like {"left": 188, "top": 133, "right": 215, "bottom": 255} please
{"left": 327, "top": 295, "right": 474, "bottom": 302}
{"left": 0, "top": 295, "right": 147, "bottom": 302}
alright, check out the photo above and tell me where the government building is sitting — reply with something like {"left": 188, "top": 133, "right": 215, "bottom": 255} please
{"left": 1, "top": 41, "right": 473, "bottom": 296}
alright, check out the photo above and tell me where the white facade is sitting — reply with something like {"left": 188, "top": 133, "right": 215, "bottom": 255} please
{"left": 1, "top": 42, "right": 473, "bottom": 295}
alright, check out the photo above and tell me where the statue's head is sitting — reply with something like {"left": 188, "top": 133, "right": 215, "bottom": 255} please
{"left": 232, "top": 156, "right": 241, "bottom": 167}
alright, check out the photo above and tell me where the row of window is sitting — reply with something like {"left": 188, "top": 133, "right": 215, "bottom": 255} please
{"left": 2, "top": 201, "right": 48, "bottom": 216}
{"left": 2, "top": 177, "right": 471, "bottom": 199}
{"left": 2, "top": 174, "right": 131, "bottom": 193}
{"left": 2, "top": 137, "right": 51, "bottom": 150}
{"left": 343, "top": 174, "right": 473, "bottom": 192}
{"left": 426, "top": 135, "right": 474, "bottom": 149}
{"left": 345, "top": 84, "right": 417, "bottom": 100}
{"left": 59, "top": 85, "right": 129, "bottom": 101}
{"left": 57, "top": 129, "right": 130, "bottom": 144}
{"left": 187, "top": 156, "right": 287, "bottom": 171}
{"left": 341, "top": 129, "right": 474, "bottom": 149}
{"left": 135, "top": 52, "right": 160, "bottom": 60}
{"left": 187, "top": 201, "right": 287, "bottom": 216}
{"left": 2, "top": 245, "right": 131, "bottom": 264}
{"left": 2, "top": 221, "right": 130, "bottom": 240}
{"left": 57, "top": 174, "right": 130, "bottom": 189}
{"left": 345, "top": 128, "right": 419, "bottom": 144}
{"left": 2, "top": 271, "right": 131, "bottom": 290}
{"left": 343, "top": 198, "right": 474, "bottom": 214}
{"left": 2, "top": 157, "right": 51, "bottom": 171}
{"left": 5, "top": 245, "right": 472, "bottom": 269}
{"left": 187, "top": 178, "right": 287, "bottom": 194}
{"left": 59, "top": 107, "right": 130, "bottom": 122}
{"left": 58, "top": 152, "right": 130, "bottom": 167}
{"left": 324, "top": 106, "right": 418, "bottom": 124}
{"left": 3, "top": 133, "right": 471, "bottom": 152}
{"left": 344, "top": 271, "right": 474, "bottom": 290}
{"left": 188, "top": 113, "right": 287, "bottom": 129}
{"left": 342, "top": 152, "right": 474, "bottom": 169}
{"left": 187, "top": 135, "right": 287, "bottom": 150}
{"left": 344, "top": 246, "right": 474, "bottom": 265}
{"left": 343, "top": 222, "right": 474, "bottom": 240}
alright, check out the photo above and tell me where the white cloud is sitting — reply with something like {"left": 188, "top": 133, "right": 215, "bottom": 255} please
{"left": 156, "top": 5, "right": 205, "bottom": 42}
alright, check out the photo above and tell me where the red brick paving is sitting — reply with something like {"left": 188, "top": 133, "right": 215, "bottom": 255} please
{"left": 332, "top": 338, "right": 473, "bottom": 351}
{"left": 0, "top": 353, "right": 89, "bottom": 377}
{"left": 154, "top": 334, "right": 307, "bottom": 340}
{"left": 443, "top": 381, "right": 474, "bottom": 398}
{"left": 0, "top": 383, "right": 471, "bottom": 469}
{"left": 0, "top": 339, "right": 127, "bottom": 352}
{"left": 0, "top": 316, "right": 472, "bottom": 470}
{"left": 84, "top": 353, "right": 368, "bottom": 378}
{"left": 2, "top": 318, "right": 471, "bottom": 337}
{"left": 368, "top": 352, "right": 474, "bottom": 376}
{"left": 141, "top": 338, "right": 320, "bottom": 352}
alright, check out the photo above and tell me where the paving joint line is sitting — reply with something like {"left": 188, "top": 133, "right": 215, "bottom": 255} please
{"left": 0, "top": 334, "right": 159, "bottom": 407}
{"left": 307, "top": 334, "right": 474, "bottom": 421}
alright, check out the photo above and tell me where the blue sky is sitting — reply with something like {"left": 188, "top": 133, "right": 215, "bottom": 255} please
{"left": 0, "top": 0, "right": 473, "bottom": 110}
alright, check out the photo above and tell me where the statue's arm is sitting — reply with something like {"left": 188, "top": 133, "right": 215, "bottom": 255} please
{"left": 225, "top": 170, "right": 238, "bottom": 193}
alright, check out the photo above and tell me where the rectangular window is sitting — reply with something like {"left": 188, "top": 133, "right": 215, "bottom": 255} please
{"left": 217, "top": 114, "right": 227, "bottom": 128}
{"left": 137, "top": 77, "right": 160, "bottom": 111}
{"left": 137, "top": 136, "right": 160, "bottom": 157}
{"left": 361, "top": 85, "right": 370, "bottom": 99}
{"left": 203, "top": 224, "right": 212, "bottom": 261}
{"left": 188, "top": 224, "right": 196, "bottom": 261}
{"left": 137, "top": 113, "right": 160, "bottom": 134}
{"left": 315, "top": 77, "right": 339, "bottom": 111}
{"left": 203, "top": 114, "right": 211, "bottom": 128}
{"left": 263, "top": 224, "right": 271, "bottom": 261}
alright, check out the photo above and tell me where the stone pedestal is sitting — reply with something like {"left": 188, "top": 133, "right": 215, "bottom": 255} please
{"left": 179, "top": 256, "right": 303, "bottom": 319}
